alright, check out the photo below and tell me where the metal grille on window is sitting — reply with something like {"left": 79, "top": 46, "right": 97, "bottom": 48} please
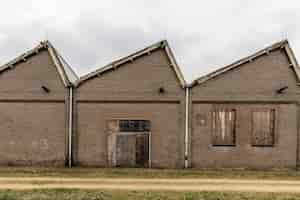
{"left": 212, "top": 109, "right": 236, "bottom": 146}
{"left": 252, "top": 109, "right": 275, "bottom": 146}
{"left": 119, "top": 120, "right": 150, "bottom": 132}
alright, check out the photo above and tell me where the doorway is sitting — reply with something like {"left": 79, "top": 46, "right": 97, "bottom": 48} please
{"left": 107, "top": 120, "right": 151, "bottom": 168}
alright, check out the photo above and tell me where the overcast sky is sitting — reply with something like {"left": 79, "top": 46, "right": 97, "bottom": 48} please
{"left": 0, "top": 0, "right": 299, "bottom": 83}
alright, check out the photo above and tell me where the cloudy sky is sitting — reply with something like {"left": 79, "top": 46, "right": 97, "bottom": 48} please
{"left": 0, "top": 0, "right": 299, "bottom": 82}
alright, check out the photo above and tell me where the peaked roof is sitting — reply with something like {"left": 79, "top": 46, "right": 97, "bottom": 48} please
{"left": 190, "top": 39, "right": 300, "bottom": 87}
{"left": 0, "top": 41, "right": 79, "bottom": 87}
{"left": 76, "top": 40, "right": 186, "bottom": 87}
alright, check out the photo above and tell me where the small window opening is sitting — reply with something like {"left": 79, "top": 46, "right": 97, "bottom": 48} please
{"left": 252, "top": 109, "right": 275, "bottom": 147}
{"left": 212, "top": 109, "right": 236, "bottom": 146}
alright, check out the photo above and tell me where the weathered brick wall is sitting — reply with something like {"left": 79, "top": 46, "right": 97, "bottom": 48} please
{"left": 0, "top": 50, "right": 68, "bottom": 166}
{"left": 75, "top": 49, "right": 186, "bottom": 168}
{"left": 191, "top": 103, "right": 297, "bottom": 168}
{"left": 76, "top": 102, "right": 182, "bottom": 168}
{"left": 0, "top": 50, "right": 67, "bottom": 100}
{"left": 191, "top": 48, "right": 300, "bottom": 168}
{"left": 0, "top": 102, "right": 66, "bottom": 166}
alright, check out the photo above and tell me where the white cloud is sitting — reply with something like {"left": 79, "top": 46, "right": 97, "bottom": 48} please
{"left": 0, "top": 0, "right": 300, "bottom": 82}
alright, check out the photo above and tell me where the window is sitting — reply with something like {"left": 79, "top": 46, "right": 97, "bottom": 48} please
{"left": 119, "top": 120, "right": 150, "bottom": 132}
{"left": 252, "top": 109, "right": 275, "bottom": 146}
{"left": 212, "top": 109, "right": 236, "bottom": 146}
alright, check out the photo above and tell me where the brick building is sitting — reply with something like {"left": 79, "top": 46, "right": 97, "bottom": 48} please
{"left": 0, "top": 39, "right": 299, "bottom": 169}
{"left": 0, "top": 41, "right": 77, "bottom": 166}
{"left": 189, "top": 40, "right": 300, "bottom": 168}
{"left": 72, "top": 41, "right": 186, "bottom": 168}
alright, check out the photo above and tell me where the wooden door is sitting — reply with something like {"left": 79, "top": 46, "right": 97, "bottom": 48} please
{"left": 135, "top": 134, "right": 149, "bottom": 167}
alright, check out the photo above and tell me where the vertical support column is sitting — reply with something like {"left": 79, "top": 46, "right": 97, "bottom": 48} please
{"left": 296, "top": 103, "right": 300, "bottom": 169}
{"left": 149, "top": 131, "right": 152, "bottom": 168}
{"left": 68, "top": 87, "right": 73, "bottom": 168}
{"left": 185, "top": 87, "right": 189, "bottom": 168}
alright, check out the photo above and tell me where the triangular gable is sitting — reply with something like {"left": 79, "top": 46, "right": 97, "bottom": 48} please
{"left": 0, "top": 41, "right": 79, "bottom": 87}
{"left": 75, "top": 40, "right": 186, "bottom": 88}
{"left": 190, "top": 40, "right": 300, "bottom": 87}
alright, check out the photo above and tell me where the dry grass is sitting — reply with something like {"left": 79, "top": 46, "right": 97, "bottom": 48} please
{"left": 0, "top": 167, "right": 299, "bottom": 180}
{"left": 0, "top": 190, "right": 300, "bottom": 200}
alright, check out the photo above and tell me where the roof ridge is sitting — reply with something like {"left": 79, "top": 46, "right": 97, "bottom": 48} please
{"left": 76, "top": 40, "right": 186, "bottom": 87}
{"left": 0, "top": 40, "right": 79, "bottom": 87}
{"left": 78, "top": 40, "right": 166, "bottom": 80}
{"left": 190, "top": 39, "right": 291, "bottom": 87}
{"left": 0, "top": 41, "right": 47, "bottom": 72}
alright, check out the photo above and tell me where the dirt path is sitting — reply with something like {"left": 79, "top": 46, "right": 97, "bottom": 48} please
{"left": 0, "top": 177, "right": 299, "bottom": 192}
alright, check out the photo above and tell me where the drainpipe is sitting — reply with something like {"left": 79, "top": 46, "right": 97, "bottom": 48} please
{"left": 68, "top": 87, "right": 73, "bottom": 168}
{"left": 184, "top": 87, "right": 189, "bottom": 168}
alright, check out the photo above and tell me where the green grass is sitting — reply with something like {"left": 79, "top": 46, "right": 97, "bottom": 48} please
{"left": 0, "top": 167, "right": 299, "bottom": 180}
{"left": 0, "top": 189, "right": 300, "bottom": 200}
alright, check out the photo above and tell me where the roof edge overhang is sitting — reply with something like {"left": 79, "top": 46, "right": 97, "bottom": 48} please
{"left": 46, "top": 42, "right": 71, "bottom": 87}
{"left": 190, "top": 39, "right": 300, "bottom": 88}
{"left": 0, "top": 41, "right": 79, "bottom": 88}
{"left": 46, "top": 41, "right": 79, "bottom": 87}
{"left": 75, "top": 40, "right": 187, "bottom": 88}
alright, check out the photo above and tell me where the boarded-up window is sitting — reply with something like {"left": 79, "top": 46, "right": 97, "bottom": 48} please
{"left": 119, "top": 120, "right": 150, "bottom": 132}
{"left": 212, "top": 109, "right": 236, "bottom": 146}
{"left": 252, "top": 109, "right": 275, "bottom": 146}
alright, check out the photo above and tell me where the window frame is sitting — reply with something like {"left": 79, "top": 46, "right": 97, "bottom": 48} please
{"left": 211, "top": 107, "right": 237, "bottom": 147}
{"left": 251, "top": 108, "right": 276, "bottom": 147}
{"left": 118, "top": 120, "right": 151, "bottom": 132}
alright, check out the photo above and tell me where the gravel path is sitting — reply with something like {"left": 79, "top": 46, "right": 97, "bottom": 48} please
{"left": 0, "top": 178, "right": 299, "bottom": 192}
